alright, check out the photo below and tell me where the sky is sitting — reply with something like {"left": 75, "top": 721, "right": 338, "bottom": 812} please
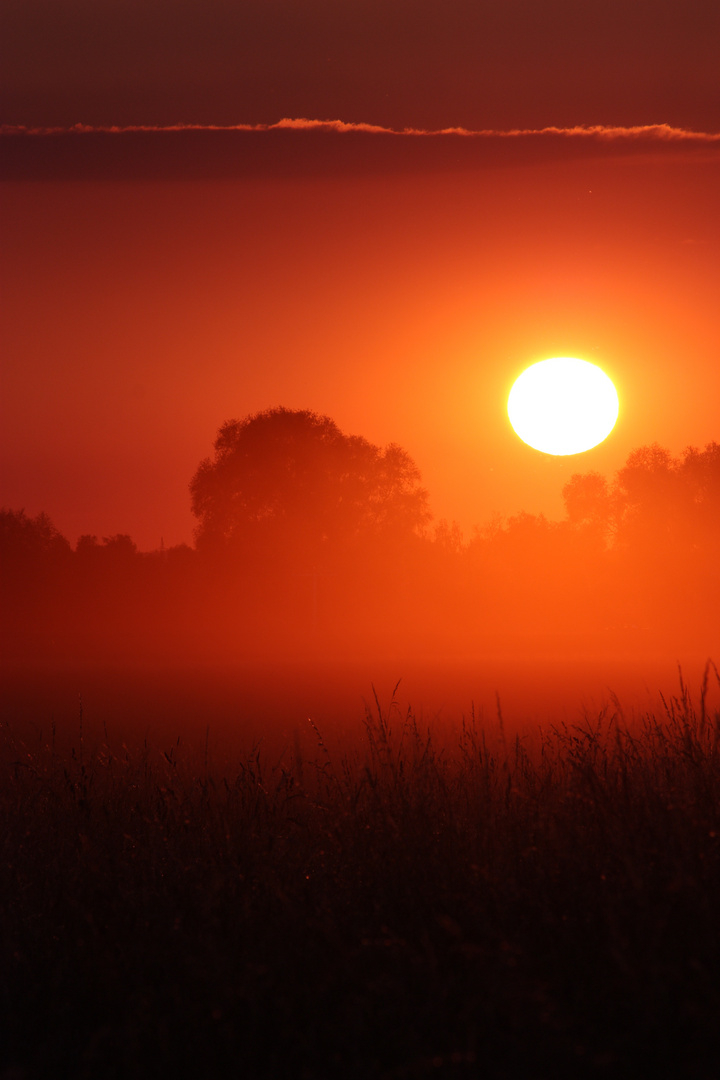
{"left": 3, "top": 1, "right": 720, "bottom": 133}
{"left": 2, "top": 2, "right": 719, "bottom": 551}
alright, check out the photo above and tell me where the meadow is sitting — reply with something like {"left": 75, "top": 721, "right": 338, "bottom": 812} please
{"left": 3, "top": 663, "right": 720, "bottom": 1078}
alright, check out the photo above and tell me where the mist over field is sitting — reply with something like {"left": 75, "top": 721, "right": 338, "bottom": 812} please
{"left": 2, "top": 409, "right": 718, "bottom": 760}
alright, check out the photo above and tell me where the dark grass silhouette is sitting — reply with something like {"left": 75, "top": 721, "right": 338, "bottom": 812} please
{"left": 3, "top": 666, "right": 720, "bottom": 1078}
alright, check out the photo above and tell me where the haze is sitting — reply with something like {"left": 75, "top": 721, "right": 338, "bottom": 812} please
{"left": 3, "top": 128, "right": 719, "bottom": 552}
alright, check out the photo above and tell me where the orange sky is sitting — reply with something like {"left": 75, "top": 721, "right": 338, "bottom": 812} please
{"left": 1, "top": 128, "right": 719, "bottom": 550}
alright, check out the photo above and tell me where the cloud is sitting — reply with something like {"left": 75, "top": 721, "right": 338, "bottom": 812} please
{"left": 3, "top": 118, "right": 718, "bottom": 183}
{"left": 2, "top": 119, "right": 720, "bottom": 141}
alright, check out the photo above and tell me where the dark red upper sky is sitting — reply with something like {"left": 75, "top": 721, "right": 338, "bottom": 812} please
{"left": 2, "top": 0, "right": 719, "bottom": 132}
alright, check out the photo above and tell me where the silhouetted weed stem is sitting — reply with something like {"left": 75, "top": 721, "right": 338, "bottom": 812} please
{"left": 3, "top": 665, "right": 720, "bottom": 1077}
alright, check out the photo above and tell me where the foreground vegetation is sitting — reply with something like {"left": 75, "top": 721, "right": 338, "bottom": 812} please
{"left": 3, "top": 668, "right": 720, "bottom": 1078}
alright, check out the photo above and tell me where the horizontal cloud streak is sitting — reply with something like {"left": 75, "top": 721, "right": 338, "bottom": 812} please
{"left": 3, "top": 119, "right": 720, "bottom": 141}
{"left": 3, "top": 118, "right": 719, "bottom": 183}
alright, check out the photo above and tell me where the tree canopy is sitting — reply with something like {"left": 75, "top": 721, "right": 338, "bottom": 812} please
{"left": 563, "top": 441, "right": 720, "bottom": 551}
{"left": 189, "top": 407, "right": 431, "bottom": 557}
{"left": 0, "top": 508, "right": 72, "bottom": 571}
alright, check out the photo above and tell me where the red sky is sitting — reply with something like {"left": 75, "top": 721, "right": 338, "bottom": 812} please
{"left": 1, "top": 4, "right": 719, "bottom": 551}
{"left": 2, "top": 1, "right": 719, "bottom": 133}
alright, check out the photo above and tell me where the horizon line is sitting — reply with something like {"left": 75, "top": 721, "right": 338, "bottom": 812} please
{"left": 3, "top": 118, "right": 720, "bottom": 142}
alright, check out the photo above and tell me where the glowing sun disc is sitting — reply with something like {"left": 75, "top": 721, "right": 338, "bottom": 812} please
{"left": 508, "top": 357, "right": 619, "bottom": 455}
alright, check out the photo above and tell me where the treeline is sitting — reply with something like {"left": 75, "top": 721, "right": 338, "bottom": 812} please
{"left": 1, "top": 410, "right": 718, "bottom": 664}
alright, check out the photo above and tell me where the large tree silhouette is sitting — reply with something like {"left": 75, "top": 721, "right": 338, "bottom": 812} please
{"left": 189, "top": 408, "right": 431, "bottom": 560}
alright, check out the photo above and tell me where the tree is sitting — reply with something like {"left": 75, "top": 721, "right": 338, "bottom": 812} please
{"left": 678, "top": 442, "right": 720, "bottom": 544}
{"left": 612, "top": 443, "right": 680, "bottom": 542}
{"left": 189, "top": 408, "right": 431, "bottom": 559}
{"left": 0, "top": 510, "right": 73, "bottom": 657}
{"left": 76, "top": 533, "right": 138, "bottom": 559}
{"left": 562, "top": 471, "right": 610, "bottom": 529}
{"left": 0, "top": 508, "right": 71, "bottom": 563}
{"left": 562, "top": 443, "right": 720, "bottom": 551}
{"left": 566, "top": 442, "right": 720, "bottom": 638}
{"left": 0, "top": 509, "right": 72, "bottom": 593}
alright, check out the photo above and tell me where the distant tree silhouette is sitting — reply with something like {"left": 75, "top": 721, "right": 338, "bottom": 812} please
{"left": 76, "top": 533, "right": 138, "bottom": 559}
{"left": 679, "top": 442, "right": 720, "bottom": 546}
{"left": 433, "top": 519, "right": 465, "bottom": 555}
{"left": 681, "top": 441, "right": 720, "bottom": 502}
{"left": 610, "top": 442, "right": 720, "bottom": 552}
{"left": 76, "top": 534, "right": 100, "bottom": 556}
{"left": 612, "top": 443, "right": 682, "bottom": 546}
{"left": 0, "top": 508, "right": 71, "bottom": 566}
{"left": 560, "top": 442, "right": 720, "bottom": 640}
{"left": 0, "top": 508, "right": 72, "bottom": 603}
{"left": 562, "top": 472, "right": 611, "bottom": 535}
{"left": 0, "top": 509, "right": 73, "bottom": 659}
{"left": 2, "top": 434, "right": 715, "bottom": 665}
{"left": 562, "top": 444, "right": 720, "bottom": 550}
{"left": 189, "top": 407, "right": 431, "bottom": 560}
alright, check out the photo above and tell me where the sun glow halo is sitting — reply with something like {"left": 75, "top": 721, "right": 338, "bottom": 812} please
{"left": 507, "top": 357, "right": 619, "bottom": 455}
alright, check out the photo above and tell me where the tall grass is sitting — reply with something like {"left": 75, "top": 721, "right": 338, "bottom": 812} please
{"left": 2, "top": 665, "right": 720, "bottom": 1078}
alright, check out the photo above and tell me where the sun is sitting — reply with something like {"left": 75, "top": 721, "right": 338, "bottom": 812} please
{"left": 507, "top": 357, "right": 619, "bottom": 455}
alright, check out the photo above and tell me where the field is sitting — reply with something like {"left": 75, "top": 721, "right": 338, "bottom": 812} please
{"left": 2, "top": 661, "right": 720, "bottom": 1078}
